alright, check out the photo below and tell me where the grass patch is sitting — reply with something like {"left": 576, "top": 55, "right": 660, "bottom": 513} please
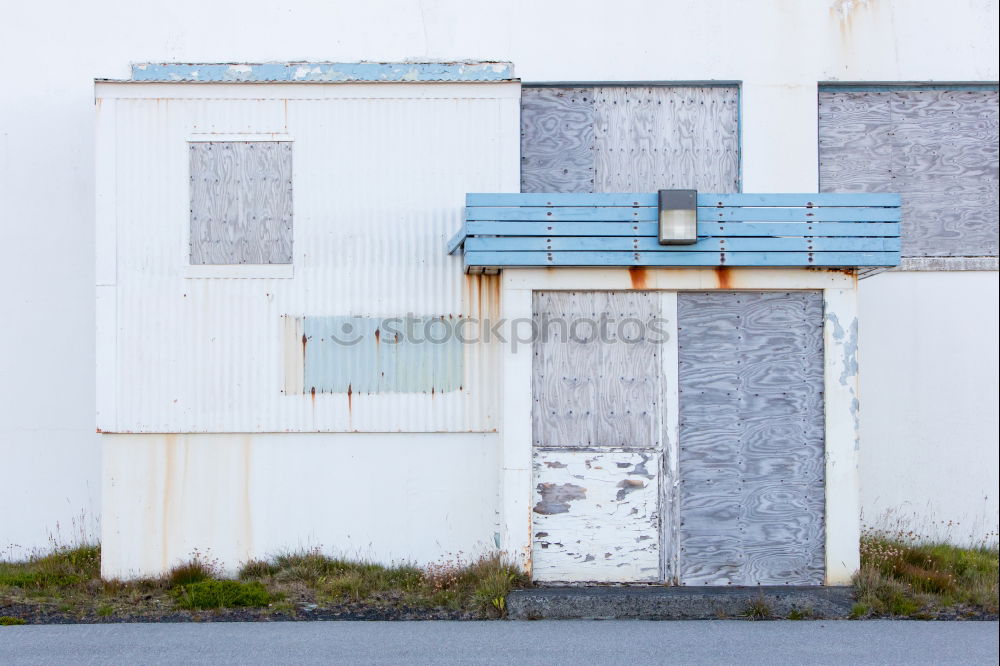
{"left": 1, "top": 615, "right": 27, "bottom": 626}
{"left": 2, "top": 543, "right": 528, "bottom": 621}
{"left": 174, "top": 580, "right": 273, "bottom": 610}
{"left": 0, "top": 545, "right": 100, "bottom": 590}
{"left": 854, "top": 527, "right": 999, "bottom": 617}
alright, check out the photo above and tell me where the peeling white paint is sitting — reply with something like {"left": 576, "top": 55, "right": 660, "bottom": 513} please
{"left": 532, "top": 449, "right": 660, "bottom": 583}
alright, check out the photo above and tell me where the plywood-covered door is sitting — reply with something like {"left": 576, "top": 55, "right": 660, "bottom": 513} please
{"left": 531, "top": 291, "right": 665, "bottom": 582}
{"left": 676, "top": 291, "right": 826, "bottom": 585}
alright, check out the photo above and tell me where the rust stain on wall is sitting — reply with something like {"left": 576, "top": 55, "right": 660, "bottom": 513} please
{"left": 714, "top": 266, "right": 733, "bottom": 290}
{"left": 628, "top": 266, "right": 649, "bottom": 289}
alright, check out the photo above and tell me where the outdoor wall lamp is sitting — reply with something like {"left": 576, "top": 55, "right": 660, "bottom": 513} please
{"left": 658, "top": 189, "right": 698, "bottom": 245}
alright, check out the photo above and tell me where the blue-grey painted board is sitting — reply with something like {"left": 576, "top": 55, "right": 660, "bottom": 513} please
{"left": 132, "top": 61, "right": 515, "bottom": 82}
{"left": 464, "top": 236, "right": 901, "bottom": 252}
{"left": 464, "top": 251, "right": 899, "bottom": 268}
{"left": 819, "top": 89, "right": 998, "bottom": 257}
{"left": 464, "top": 221, "right": 900, "bottom": 237}
{"left": 303, "top": 316, "right": 463, "bottom": 394}
{"left": 677, "top": 291, "right": 826, "bottom": 586}
{"left": 521, "top": 88, "right": 595, "bottom": 193}
{"left": 189, "top": 142, "right": 293, "bottom": 265}
{"left": 467, "top": 192, "right": 902, "bottom": 207}
{"left": 467, "top": 207, "right": 899, "bottom": 222}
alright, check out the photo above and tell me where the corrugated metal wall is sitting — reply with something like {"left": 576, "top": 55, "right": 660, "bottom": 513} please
{"left": 98, "top": 83, "right": 519, "bottom": 433}
{"left": 819, "top": 88, "right": 999, "bottom": 258}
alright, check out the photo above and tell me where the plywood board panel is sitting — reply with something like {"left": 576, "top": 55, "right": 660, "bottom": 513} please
{"left": 819, "top": 89, "right": 998, "bottom": 257}
{"left": 520, "top": 88, "right": 595, "bottom": 193}
{"left": 677, "top": 291, "right": 825, "bottom": 586}
{"left": 532, "top": 448, "right": 660, "bottom": 582}
{"left": 532, "top": 291, "right": 661, "bottom": 448}
{"left": 593, "top": 87, "right": 739, "bottom": 193}
{"left": 189, "top": 141, "right": 293, "bottom": 265}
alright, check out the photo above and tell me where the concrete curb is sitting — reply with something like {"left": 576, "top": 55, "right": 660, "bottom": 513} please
{"left": 507, "top": 586, "right": 856, "bottom": 620}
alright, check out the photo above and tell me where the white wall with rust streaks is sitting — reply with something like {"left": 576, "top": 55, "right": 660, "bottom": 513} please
{"left": 100, "top": 433, "right": 500, "bottom": 579}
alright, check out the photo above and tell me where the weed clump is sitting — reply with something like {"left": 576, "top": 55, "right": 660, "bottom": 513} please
{"left": 742, "top": 597, "right": 772, "bottom": 620}
{"left": 167, "top": 560, "right": 215, "bottom": 588}
{"left": 0, "top": 616, "right": 27, "bottom": 626}
{"left": 173, "top": 580, "right": 273, "bottom": 610}
{"left": 854, "top": 527, "right": 998, "bottom": 617}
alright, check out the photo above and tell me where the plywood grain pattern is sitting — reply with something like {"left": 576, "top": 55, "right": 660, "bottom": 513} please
{"left": 593, "top": 87, "right": 739, "bottom": 193}
{"left": 819, "top": 89, "right": 998, "bottom": 257}
{"left": 532, "top": 448, "right": 660, "bottom": 582}
{"left": 520, "top": 88, "right": 595, "bottom": 193}
{"left": 532, "top": 291, "right": 662, "bottom": 448}
{"left": 677, "top": 291, "right": 825, "bottom": 586}
{"left": 189, "top": 141, "right": 293, "bottom": 265}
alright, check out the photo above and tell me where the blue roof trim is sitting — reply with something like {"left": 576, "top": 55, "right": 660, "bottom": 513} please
{"left": 130, "top": 62, "right": 515, "bottom": 83}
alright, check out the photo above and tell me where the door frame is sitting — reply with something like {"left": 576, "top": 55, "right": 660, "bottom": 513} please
{"left": 496, "top": 267, "right": 861, "bottom": 586}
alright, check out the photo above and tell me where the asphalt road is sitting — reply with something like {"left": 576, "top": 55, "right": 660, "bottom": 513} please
{"left": 2, "top": 620, "right": 997, "bottom": 665}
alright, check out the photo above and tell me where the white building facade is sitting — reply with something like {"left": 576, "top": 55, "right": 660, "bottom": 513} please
{"left": 1, "top": 0, "right": 996, "bottom": 578}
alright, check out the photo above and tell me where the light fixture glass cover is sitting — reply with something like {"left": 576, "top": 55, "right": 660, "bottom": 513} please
{"left": 658, "top": 189, "right": 697, "bottom": 245}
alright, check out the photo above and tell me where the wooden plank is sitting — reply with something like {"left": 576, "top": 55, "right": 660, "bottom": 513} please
{"left": 468, "top": 206, "right": 900, "bottom": 222}
{"left": 464, "top": 236, "right": 901, "bottom": 252}
{"left": 819, "top": 89, "right": 998, "bottom": 258}
{"left": 698, "top": 207, "right": 900, "bottom": 222}
{"left": 468, "top": 192, "right": 656, "bottom": 207}
{"left": 446, "top": 225, "right": 467, "bottom": 255}
{"left": 467, "top": 192, "right": 902, "bottom": 207}
{"left": 677, "top": 291, "right": 825, "bottom": 586}
{"left": 466, "top": 251, "right": 900, "bottom": 267}
{"left": 189, "top": 141, "right": 293, "bottom": 265}
{"left": 465, "top": 221, "right": 900, "bottom": 237}
{"left": 520, "top": 87, "right": 595, "bottom": 193}
{"left": 531, "top": 448, "right": 661, "bottom": 583}
{"left": 699, "top": 193, "right": 902, "bottom": 208}
{"left": 593, "top": 87, "right": 740, "bottom": 193}
{"left": 468, "top": 207, "right": 658, "bottom": 221}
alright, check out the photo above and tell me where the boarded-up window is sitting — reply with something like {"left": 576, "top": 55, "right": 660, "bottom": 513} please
{"left": 819, "top": 89, "right": 999, "bottom": 258}
{"left": 521, "top": 86, "right": 740, "bottom": 194}
{"left": 189, "top": 141, "right": 293, "bottom": 264}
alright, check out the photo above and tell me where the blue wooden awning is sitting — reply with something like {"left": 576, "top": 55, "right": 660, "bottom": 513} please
{"left": 448, "top": 193, "right": 901, "bottom": 272}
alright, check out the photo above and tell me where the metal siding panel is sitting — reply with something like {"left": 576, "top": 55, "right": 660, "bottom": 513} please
{"left": 520, "top": 88, "right": 595, "bottom": 193}
{"left": 532, "top": 448, "right": 660, "bottom": 583}
{"left": 108, "top": 86, "right": 517, "bottom": 432}
{"left": 189, "top": 142, "right": 293, "bottom": 265}
{"left": 593, "top": 87, "right": 739, "bottom": 193}
{"left": 678, "top": 291, "right": 825, "bottom": 586}
{"left": 819, "top": 89, "right": 999, "bottom": 257}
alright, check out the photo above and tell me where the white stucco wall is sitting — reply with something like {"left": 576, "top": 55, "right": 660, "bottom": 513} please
{"left": 1, "top": 0, "right": 997, "bottom": 560}
{"left": 859, "top": 271, "right": 1000, "bottom": 544}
